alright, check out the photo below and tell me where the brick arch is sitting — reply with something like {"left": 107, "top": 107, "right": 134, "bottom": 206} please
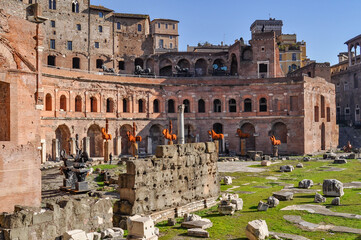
{"left": 195, "top": 58, "right": 208, "bottom": 76}
{"left": 271, "top": 122, "right": 288, "bottom": 144}
{"left": 240, "top": 122, "right": 255, "bottom": 151}
{"left": 149, "top": 124, "right": 164, "bottom": 153}
{"left": 55, "top": 124, "right": 71, "bottom": 155}
{"left": 185, "top": 123, "right": 195, "bottom": 143}
{"left": 159, "top": 58, "right": 172, "bottom": 76}
{"left": 87, "top": 124, "right": 103, "bottom": 157}
{"left": 45, "top": 93, "right": 53, "bottom": 111}
{"left": 177, "top": 58, "right": 190, "bottom": 69}
{"left": 120, "top": 124, "right": 132, "bottom": 155}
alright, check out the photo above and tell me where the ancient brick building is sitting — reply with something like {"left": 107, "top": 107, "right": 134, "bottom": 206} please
{"left": 331, "top": 34, "right": 361, "bottom": 126}
{"left": 0, "top": 4, "right": 44, "bottom": 212}
{"left": 0, "top": 1, "right": 340, "bottom": 214}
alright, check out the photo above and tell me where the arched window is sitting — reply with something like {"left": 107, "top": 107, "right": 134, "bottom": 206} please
{"left": 138, "top": 24, "right": 142, "bottom": 32}
{"left": 106, "top": 98, "right": 114, "bottom": 113}
{"left": 75, "top": 95, "right": 82, "bottom": 112}
{"left": 72, "top": 1, "right": 79, "bottom": 13}
{"left": 168, "top": 99, "right": 175, "bottom": 113}
{"left": 60, "top": 95, "right": 67, "bottom": 111}
{"left": 198, "top": 99, "right": 205, "bottom": 113}
{"left": 183, "top": 99, "right": 190, "bottom": 113}
{"left": 138, "top": 99, "right": 144, "bottom": 113}
{"left": 72, "top": 57, "right": 80, "bottom": 69}
{"left": 259, "top": 98, "right": 267, "bottom": 112}
{"left": 45, "top": 94, "right": 52, "bottom": 111}
{"left": 90, "top": 97, "right": 97, "bottom": 112}
{"left": 244, "top": 98, "right": 252, "bottom": 112}
{"left": 96, "top": 59, "right": 103, "bottom": 69}
{"left": 321, "top": 95, "right": 325, "bottom": 118}
{"left": 213, "top": 99, "right": 221, "bottom": 112}
{"left": 153, "top": 99, "right": 159, "bottom": 113}
{"left": 48, "top": 55, "right": 56, "bottom": 66}
{"left": 229, "top": 99, "right": 236, "bottom": 112}
{"left": 123, "top": 99, "right": 128, "bottom": 112}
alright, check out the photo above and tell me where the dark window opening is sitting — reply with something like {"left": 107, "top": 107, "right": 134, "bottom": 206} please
{"left": 51, "top": 20, "right": 55, "bottom": 27}
{"left": 72, "top": 2, "right": 79, "bottom": 13}
{"left": 75, "top": 96, "right": 82, "bottom": 112}
{"left": 67, "top": 41, "right": 72, "bottom": 50}
{"left": 321, "top": 95, "right": 325, "bottom": 118}
{"left": 153, "top": 99, "right": 159, "bottom": 113}
{"left": 117, "top": 22, "right": 121, "bottom": 30}
{"left": 244, "top": 98, "right": 252, "bottom": 112}
{"left": 98, "top": 25, "right": 103, "bottom": 32}
{"left": 138, "top": 99, "right": 144, "bottom": 113}
{"left": 50, "top": 39, "right": 55, "bottom": 49}
{"left": 72, "top": 57, "right": 80, "bottom": 69}
{"left": 96, "top": 59, "right": 103, "bottom": 69}
{"left": 327, "top": 107, "right": 331, "bottom": 122}
{"left": 123, "top": 99, "right": 128, "bottom": 112}
{"left": 198, "top": 99, "right": 205, "bottom": 113}
{"left": 314, "top": 106, "right": 319, "bottom": 122}
{"left": 106, "top": 98, "right": 114, "bottom": 113}
{"left": 45, "top": 94, "right": 52, "bottom": 111}
{"left": 213, "top": 99, "right": 222, "bottom": 112}
{"left": 168, "top": 99, "right": 175, "bottom": 113}
{"left": 48, "top": 55, "right": 56, "bottom": 66}
{"left": 49, "top": 0, "right": 56, "bottom": 9}
{"left": 99, "top": 12, "right": 103, "bottom": 18}
{"left": 76, "top": 24, "right": 81, "bottom": 30}
{"left": 259, "top": 98, "right": 267, "bottom": 112}
{"left": 95, "top": 42, "right": 99, "bottom": 48}
{"left": 229, "top": 99, "right": 236, "bottom": 112}
{"left": 60, "top": 95, "right": 67, "bottom": 111}
{"left": 119, "top": 61, "right": 125, "bottom": 70}
{"left": 90, "top": 97, "right": 97, "bottom": 112}
{"left": 138, "top": 24, "right": 142, "bottom": 32}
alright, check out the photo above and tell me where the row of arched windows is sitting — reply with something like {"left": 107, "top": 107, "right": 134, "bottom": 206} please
{"left": 45, "top": 94, "right": 270, "bottom": 113}
{"left": 49, "top": 0, "right": 79, "bottom": 12}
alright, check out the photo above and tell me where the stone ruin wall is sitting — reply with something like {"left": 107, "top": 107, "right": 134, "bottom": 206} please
{"left": 115, "top": 142, "right": 220, "bottom": 221}
{"left": 0, "top": 198, "right": 113, "bottom": 240}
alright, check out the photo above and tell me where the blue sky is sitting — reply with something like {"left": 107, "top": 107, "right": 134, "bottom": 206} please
{"left": 91, "top": 0, "right": 360, "bottom": 65}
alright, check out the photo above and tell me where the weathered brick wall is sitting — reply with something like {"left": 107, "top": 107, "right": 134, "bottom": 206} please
{"left": 115, "top": 142, "right": 219, "bottom": 216}
{"left": 0, "top": 198, "right": 113, "bottom": 240}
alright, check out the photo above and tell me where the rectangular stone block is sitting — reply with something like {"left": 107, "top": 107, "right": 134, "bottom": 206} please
{"left": 76, "top": 182, "right": 89, "bottom": 191}
{"left": 32, "top": 210, "right": 53, "bottom": 225}
{"left": 155, "top": 145, "right": 177, "bottom": 158}
{"left": 205, "top": 142, "right": 215, "bottom": 153}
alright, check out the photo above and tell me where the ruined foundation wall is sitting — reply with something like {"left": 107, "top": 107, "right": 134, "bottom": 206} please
{"left": 115, "top": 142, "right": 220, "bottom": 217}
{"left": 0, "top": 198, "right": 113, "bottom": 240}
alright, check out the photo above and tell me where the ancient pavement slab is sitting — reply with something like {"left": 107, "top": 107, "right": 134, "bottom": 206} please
{"left": 273, "top": 191, "right": 294, "bottom": 201}
{"left": 281, "top": 204, "right": 361, "bottom": 219}
{"left": 187, "top": 228, "right": 209, "bottom": 238}
{"left": 181, "top": 220, "right": 213, "bottom": 229}
{"left": 217, "top": 162, "right": 266, "bottom": 173}
{"left": 283, "top": 215, "right": 361, "bottom": 234}
{"left": 225, "top": 186, "right": 240, "bottom": 192}
{"left": 344, "top": 181, "right": 361, "bottom": 188}
{"left": 279, "top": 187, "right": 320, "bottom": 194}
{"left": 269, "top": 231, "right": 310, "bottom": 240}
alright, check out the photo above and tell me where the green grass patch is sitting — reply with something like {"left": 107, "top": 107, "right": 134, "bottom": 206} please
{"left": 157, "top": 159, "right": 361, "bottom": 239}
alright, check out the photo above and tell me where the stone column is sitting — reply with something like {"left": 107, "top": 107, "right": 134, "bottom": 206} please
{"left": 147, "top": 136, "right": 152, "bottom": 154}
{"left": 104, "top": 140, "right": 109, "bottom": 162}
{"left": 273, "top": 145, "right": 279, "bottom": 157}
{"left": 165, "top": 139, "right": 169, "bottom": 145}
{"left": 70, "top": 138, "right": 76, "bottom": 156}
{"left": 83, "top": 137, "right": 90, "bottom": 155}
{"left": 52, "top": 139, "right": 59, "bottom": 161}
{"left": 177, "top": 104, "right": 185, "bottom": 144}
{"left": 222, "top": 136, "right": 226, "bottom": 153}
{"left": 116, "top": 136, "right": 122, "bottom": 156}
{"left": 41, "top": 139, "right": 46, "bottom": 163}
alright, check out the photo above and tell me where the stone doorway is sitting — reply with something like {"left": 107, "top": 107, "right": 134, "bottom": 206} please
{"left": 241, "top": 123, "right": 255, "bottom": 151}
{"left": 87, "top": 124, "right": 103, "bottom": 157}
{"left": 120, "top": 124, "right": 132, "bottom": 155}
{"left": 150, "top": 124, "right": 163, "bottom": 154}
{"left": 55, "top": 124, "right": 71, "bottom": 155}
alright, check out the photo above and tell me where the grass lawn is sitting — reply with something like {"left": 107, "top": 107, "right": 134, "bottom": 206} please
{"left": 157, "top": 158, "right": 361, "bottom": 239}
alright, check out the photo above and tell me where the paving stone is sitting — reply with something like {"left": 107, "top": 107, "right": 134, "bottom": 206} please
{"left": 181, "top": 220, "right": 213, "bottom": 229}
{"left": 281, "top": 204, "right": 361, "bottom": 219}
{"left": 261, "top": 160, "right": 271, "bottom": 166}
{"left": 269, "top": 231, "right": 310, "bottom": 240}
{"left": 273, "top": 191, "right": 294, "bottom": 201}
{"left": 187, "top": 228, "right": 209, "bottom": 238}
{"left": 333, "top": 159, "right": 347, "bottom": 164}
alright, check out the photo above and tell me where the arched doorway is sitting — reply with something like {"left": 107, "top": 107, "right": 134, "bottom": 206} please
{"left": 241, "top": 123, "right": 255, "bottom": 151}
{"left": 55, "top": 124, "right": 71, "bottom": 155}
{"left": 150, "top": 124, "right": 163, "bottom": 154}
{"left": 231, "top": 54, "right": 238, "bottom": 75}
{"left": 120, "top": 124, "right": 132, "bottom": 155}
{"left": 213, "top": 123, "right": 223, "bottom": 153}
{"left": 195, "top": 58, "right": 207, "bottom": 76}
{"left": 87, "top": 124, "right": 103, "bottom": 157}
